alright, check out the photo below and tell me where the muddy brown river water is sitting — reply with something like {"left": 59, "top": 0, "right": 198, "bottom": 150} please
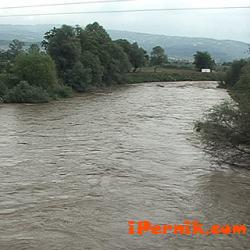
{"left": 0, "top": 81, "right": 249, "bottom": 250}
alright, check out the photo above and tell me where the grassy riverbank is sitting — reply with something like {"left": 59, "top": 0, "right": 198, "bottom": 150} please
{"left": 127, "top": 67, "right": 225, "bottom": 84}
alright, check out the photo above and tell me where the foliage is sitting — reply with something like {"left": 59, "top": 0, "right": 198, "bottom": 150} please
{"left": 150, "top": 46, "right": 168, "bottom": 71}
{"left": 0, "top": 48, "right": 71, "bottom": 103}
{"left": 8, "top": 39, "right": 25, "bottom": 60}
{"left": 65, "top": 61, "right": 92, "bottom": 92}
{"left": 42, "top": 25, "right": 81, "bottom": 82}
{"left": 3, "top": 81, "right": 50, "bottom": 103}
{"left": 80, "top": 51, "right": 104, "bottom": 87}
{"left": 0, "top": 39, "right": 25, "bottom": 73}
{"left": 43, "top": 22, "right": 131, "bottom": 90}
{"left": 28, "top": 44, "right": 40, "bottom": 54}
{"left": 79, "top": 23, "right": 131, "bottom": 84}
{"left": 48, "top": 83, "right": 73, "bottom": 99}
{"left": 224, "top": 59, "right": 248, "bottom": 86}
{"left": 193, "top": 51, "right": 215, "bottom": 71}
{"left": 14, "top": 51, "right": 58, "bottom": 90}
{"left": 196, "top": 63, "right": 250, "bottom": 168}
{"left": 0, "top": 80, "right": 7, "bottom": 99}
{"left": 115, "top": 39, "right": 148, "bottom": 72}
{"left": 102, "top": 42, "right": 131, "bottom": 84}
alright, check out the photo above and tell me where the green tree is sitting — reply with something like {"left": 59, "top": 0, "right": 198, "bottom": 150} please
{"left": 116, "top": 40, "right": 148, "bottom": 72}
{"left": 65, "top": 61, "right": 92, "bottom": 92}
{"left": 42, "top": 25, "right": 81, "bottom": 81}
{"left": 78, "top": 22, "right": 112, "bottom": 57}
{"left": 102, "top": 42, "right": 131, "bottom": 84}
{"left": 28, "top": 44, "right": 40, "bottom": 54}
{"left": 150, "top": 46, "right": 168, "bottom": 72}
{"left": 195, "top": 63, "right": 250, "bottom": 168}
{"left": 0, "top": 79, "right": 7, "bottom": 100}
{"left": 224, "top": 59, "right": 248, "bottom": 86}
{"left": 8, "top": 39, "right": 24, "bottom": 59}
{"left": 0, "top": 50, "right": 9, "bottom": 73}
{"left": 14, "top": 52, "right": 58, "bottom": 90}
{"left": 4, "top": 81, "right": 50, "bottom": 103}
{"left": 193, "top": 51, "right": 215, "bottom": 71}
{"left": 78, "top": 22, "right": 131, "bottom": 84}
{"left": 80, "top": 51, "right": 104, "bottom": 86}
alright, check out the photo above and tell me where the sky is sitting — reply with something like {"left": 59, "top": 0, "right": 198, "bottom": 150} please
{"left": 0, "top": 0, "right": 249, "bottom": 42}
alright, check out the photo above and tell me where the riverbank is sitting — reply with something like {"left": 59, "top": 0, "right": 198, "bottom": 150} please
{"left": 127, "top": 68, "right": 225, "bottom": 84}
{"left": 0, "top": 69, "right": 225, "bottom": 104}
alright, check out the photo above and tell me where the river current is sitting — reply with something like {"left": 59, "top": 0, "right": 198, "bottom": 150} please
{"left": 0, "top": 81, "right": 249, "bottom": 249}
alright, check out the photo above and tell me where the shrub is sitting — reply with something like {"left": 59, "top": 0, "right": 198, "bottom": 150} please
{"left": 48, "top": 83, "right": 73, "bottom": 99}
{"left": 0, "top": 80, "right": 7, "bottom": 99}
{"left": 65, "top": 61, "right": 92, "bottom": 92}
{"left": 4, "top": 81, "right": 50, "bottom": 103}
{"left": 195, "top": 63, "right": 250, "bottom": 168}
{"left": 14, "top": 52, "right": 58, "bottom": 90}
{"left": 224, "top": 59, "right": 248, "bottom": 86}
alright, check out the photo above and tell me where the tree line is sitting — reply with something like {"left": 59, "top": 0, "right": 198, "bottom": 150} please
{"left": 0, "top": 22, "right": 219, "bottom": 103}
{"left": 0, "top": 22, "right": 172, "bottom": 103}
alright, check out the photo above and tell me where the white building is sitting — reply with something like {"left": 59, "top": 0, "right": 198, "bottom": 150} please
{"left": 201, "top": 69, "right": 211, "bottom": 73}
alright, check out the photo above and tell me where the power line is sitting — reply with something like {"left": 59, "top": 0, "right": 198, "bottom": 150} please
{"left": 0, "top": 6, "right": 249, "bottom": 18}
{"left": 0, "top": 0, "right": 134, "bottom": 10}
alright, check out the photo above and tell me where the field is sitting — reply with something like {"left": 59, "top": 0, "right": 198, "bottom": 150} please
{"left": 127, "top": 67, "right": 225, "bottom": 84}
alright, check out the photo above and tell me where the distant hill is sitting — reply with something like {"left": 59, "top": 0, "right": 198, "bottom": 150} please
{"left": 0, "top": 24, "right": 53, "bottom": 42}
{"left": 109, "top": 30, "right": 249, "bottom": 63}
{"left": 0, "top": 24, "right": 249, "bottom": 62}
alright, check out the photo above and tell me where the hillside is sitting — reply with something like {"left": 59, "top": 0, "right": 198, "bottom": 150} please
{"left": 0, "top": 24, "right": 249, "bottom": 62}
{"left": 109, "top": 30, "right": 249, "bottom": 63}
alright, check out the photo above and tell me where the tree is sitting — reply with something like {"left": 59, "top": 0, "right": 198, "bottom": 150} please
{"left": 80, "top": 51, "right": 104, "bottom": 86}
{"left": 78, "top": 22, "right": 131, "bottom": 84}
{"left": 102, "top": 42, "right": 131, "bottom": 84}
{"left": 0, "top": 50, "right": 9, "bottom": 73}
{"left": 224, "top": 59, "right": 248, "bottom": 86}
{"left": 116, "top": 40, "right": 148, "bottom": 72}
{"left": 193, "top": 51, "right": 215, "bottom": 71}
{"left": 1, "top": 51, "right": 59, "bottom": 103}
{"left": 43, "top": 22, "right": 131, "bottom": 88}
{"left": 65, "top": 61, "right": 92, "bottom": 92}
{"left": 8, "top": 39, "right": 24, "bottom": 59}
{"left": 28, "top": 44, "right": 40, "bottom": 54}
{"left": 42, "top": 25, "right": 81, "bottom": 81}
{"left": 150, "top": 46, "right": 167, "bottom": 72}
{"left": 3, "top": 81, "right": 50, "bottom": 103}
{"left": 195, "top": 63, "right": 250, "bottom": 168}
{"left": 13, "top": 51, "right": 58, "bottom": 90}
{"left": 0, "top": 79, "right": 7, "bottom": 99}
{"left": 78, "top": 22, "right": 112, "bottom": 58}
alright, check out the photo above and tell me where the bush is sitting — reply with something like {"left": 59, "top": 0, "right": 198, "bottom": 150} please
{"left": 0, "top": 80, "right": 7, "bottom": 99}
{"left": 65, "top": 61, "right": 92, "bottom": 92}
{"left": 224, "top": 59, "right": 248, "bottom": 86}
{"left": 195, "top": 62, "right": 250, "bottom": 168}
{"left": 81, "top": 51, "right": 104, "bottom": 87}
{"left": 4, "top": 81, "right": 50, "bottom": 103}
{"left": 195, "top": 101, "right": 250, "bottom": 168}
{"left": 14, "top": 52, "right": 58, "bottom": 90}
{"left": 48, "top": 83, "right": 73, "bottom": 99}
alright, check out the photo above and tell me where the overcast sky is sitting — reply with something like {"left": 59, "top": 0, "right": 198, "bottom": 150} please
{"left": 0, "top": 0, "right": 249, "bottom": 42}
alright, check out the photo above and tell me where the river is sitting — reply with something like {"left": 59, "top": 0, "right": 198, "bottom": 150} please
{"left": 0, "top": 81, "right": 249, "bottom": 249}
